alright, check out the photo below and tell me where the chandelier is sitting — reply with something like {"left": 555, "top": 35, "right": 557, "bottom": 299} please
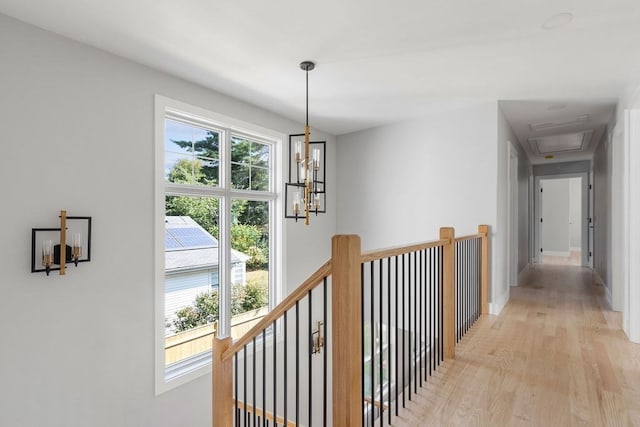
{"left": 285, "top": 61, "right": 326, "bottom": 225}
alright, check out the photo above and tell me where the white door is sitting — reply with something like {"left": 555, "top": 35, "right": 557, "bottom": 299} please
{"left": 540, "top": 178, "right": 571, "bottom": 261}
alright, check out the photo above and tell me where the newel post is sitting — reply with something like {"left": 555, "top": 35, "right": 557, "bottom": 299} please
{"left": 212, "top": 336, "right": 233, "bottom": 427}
{"left": 440, "top": 227, "right": 456, "bottom": 359}
{"left": 332, "top": 235, "right": 363, "bottom": 426}
{"left": 479, "top": 225, "right": 490, "bottom": 315}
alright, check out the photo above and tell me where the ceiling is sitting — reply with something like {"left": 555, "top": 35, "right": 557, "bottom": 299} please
{"left": 0, "top": 0, "right": 639, "bottom": 138}
{"left": 500, "top": 100, "right": 616, "bottom": 164}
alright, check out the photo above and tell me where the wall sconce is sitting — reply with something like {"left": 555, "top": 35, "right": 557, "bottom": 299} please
{"left": 311, "top": 320, "right": 324, "bottom": 355}
{"left": 31, "top": 210, "right": 92, "bottom": 276}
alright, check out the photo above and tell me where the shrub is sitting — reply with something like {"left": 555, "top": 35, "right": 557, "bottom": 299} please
{"left": 246, "top": 245, "right": 267, "bottom": 270}
{"left": 172, "top": 280, "right": 268, "bottom": 332}
{"left": 241, "top": 280, "right": 268, "bottom": 312}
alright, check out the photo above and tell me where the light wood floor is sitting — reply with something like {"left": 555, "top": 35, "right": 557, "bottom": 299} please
{"left": 394, "top": 264, "right": 640, "bottom": 426}
{"left": 542, "top": 250, "right": 582, "bottom": 266}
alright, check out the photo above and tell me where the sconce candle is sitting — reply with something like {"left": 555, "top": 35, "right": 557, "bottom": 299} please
{"left": 42, "top": 240, "right": 53, "bottom": 265}
{"left": 295, "top": 141, "right": 302, "bottom": 162}
{"left": 293, "top": 192, "right": 301, "bottom": 217}
{"left": 72, "top": 233, "right": 82, "bottom": 265}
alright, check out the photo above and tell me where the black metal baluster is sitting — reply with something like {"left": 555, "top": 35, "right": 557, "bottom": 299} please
{"left": 420, "top": 249, "right": 428, "bottom": 382}
{"left": 408, "top": 253, "right": 412, "bottom": 401}
{"left": 468, "top": 239, "right": 472, "bottom": 330}
{"left": 387, "top": 257, "right": 392, "bottom": 426}
{"left": 235, "top": 353, "right": 239, "bottom": 427}
{"left": 419, "top": 249, "right": 423, "bottom": 386}
{"left": 468, "top": 239, "right": 472, "bottom": 328}
{"left": 370, "top": 260, "right": 375, "bottom": 426}
{"left": 463, "top": 240, "right": 467, "bottom": 337}
{"left": 284, "top": 312, "right": 288, "bottom": 426}
{"left": 308, "top": 290, "right": 313, "bottom": 427}
{"left": 430, "top": 247, "right": 434, "bottom": 377}
{"left": 440, "top": 246, "right": 444, "bottom": 363}
{"left": 394, "top": 256, "right": 399, "bottom": 417}
{"left": 361, "top": 263, "right": 365, "bottom": 427}
{"left": 466, "top": 239, "right": 469, "bottom": 335}
{"left": 413, "top": 251, "right": 418, "bottom": 394}
{"left": 273, "top": 319, "right": 277, "bottom": 426}
{"left": 455, "top": 241, "right": 459, "bottom": 343}
{"left": 253, "top": 337, "right": 257, "bottom": 427}
{"left": 295, "top": 301, "right": 299, "bottom": 426}
{"left": 401, "top": 254, "right": 405, "bottom": 408}
{"left": 323, "top": 278, "right": 328, "bottom": 427}
{"left": 379, "top": 258, "right": 384, "bottom": 426}
{"left": 262, "top": 329, "right": 266, "bottom": 427}
{"left": 477, "top": 238, "right": 480, "bottom": 321}
{"left": 244, "top": 345, "right": 248, "bottom": 426}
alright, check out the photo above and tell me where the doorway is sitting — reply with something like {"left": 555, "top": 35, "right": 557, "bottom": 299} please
{"left": 535, "top": 174, "right": 589, "bottom": 266}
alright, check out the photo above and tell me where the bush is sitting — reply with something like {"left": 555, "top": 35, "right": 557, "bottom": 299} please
{"left": 240, "top": 280, "right": 268, "bottom": 312}
{"left": 246, "top": 246, "right": 267, "bottom": 270}
{"left": 172, "top": 280, "right": 268, "bottom": 333}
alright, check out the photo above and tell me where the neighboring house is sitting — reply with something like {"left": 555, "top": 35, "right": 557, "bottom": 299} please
{"left": 165, "top": 216, "right": 249, "bottom": 331}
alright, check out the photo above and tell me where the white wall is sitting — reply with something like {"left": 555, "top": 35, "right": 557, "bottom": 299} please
{"left": 336, "top": 102, "right": 507, "bottom": 314}
{"left": 612, "top": 81, "right": 640, "bottom": 332}
{"left": 497, "top": 105, "right": 531, "bottom": 285}
{"left": 593, "top": 132, "right": 611, "bottom": 301}
{"left": 0, "top": 14, "right": 336, "bottom": 427}
{"left": 569, "top": 178, "right": 582, "bottom": 250}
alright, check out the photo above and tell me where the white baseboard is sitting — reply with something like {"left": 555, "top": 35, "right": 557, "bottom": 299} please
{"left": 543, "top": 250, "right": 570, "bottom": 257}
{"left": 570, "top": 246, "right": 582, "bottom": 251}
{"left": 489, "top": 289, "right": 509, "bottom": 315}
{"left": 593, "top": 270, "right": 612, "bottom": 309}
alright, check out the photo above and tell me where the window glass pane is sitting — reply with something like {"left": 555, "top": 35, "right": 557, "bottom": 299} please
{"left": 165, "top": 119, "right": 219, "bottom": 186}
{"left": 164, "top": 195, "right": 219, "bottom": 369}
{"left": 231, "top": 136, "right": 251, "bottom": 164}
{"left": 165, "top": 151, "right": 194, "bottom": 183}
{"left": 229, "top": 200, "right": 269, "bottom": 341}
{"left": 251, "top": 167, "right": 269, "bottom": 191}
{"left": 251, "top": 141, "right": 270, "bottom": 168}
{"left": 231, "top": 135, "right": 271, "bottom": 191}
{"left": 231, "top": 163, "right": 250, "bottom": 190}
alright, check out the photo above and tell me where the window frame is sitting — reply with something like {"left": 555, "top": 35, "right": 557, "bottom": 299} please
{"left": 154, "top": 95, "right": 283, "bottom": 394}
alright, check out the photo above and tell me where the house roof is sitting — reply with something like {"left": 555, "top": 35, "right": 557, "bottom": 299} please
{"left": 165, "top": 216, "right": 249, "bottom": 273}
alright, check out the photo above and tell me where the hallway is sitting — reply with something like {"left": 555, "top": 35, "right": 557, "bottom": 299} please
{"left": 396, "top": 264, "right": 640, "bottom": 426}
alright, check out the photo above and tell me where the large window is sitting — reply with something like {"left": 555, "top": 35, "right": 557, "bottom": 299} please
{"left": 155, "top": 96, "right": 281, "bottom": 393}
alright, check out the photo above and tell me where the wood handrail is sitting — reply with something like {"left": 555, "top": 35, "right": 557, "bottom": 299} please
{"left": 361, "top": 238, "right": 448, "bottom": 263}
{"left": 222, "top": 260, "right": 332, "bottom": 361}
{"left": 454, "top": 233, "right": 484, "bottom": 242}
{"left": 236, "top": 401, "right": 296, "bottom": 427}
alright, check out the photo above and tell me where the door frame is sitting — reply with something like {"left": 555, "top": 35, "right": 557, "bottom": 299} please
{"left": 534, "top": 172, "right": 589, "bottom": 266}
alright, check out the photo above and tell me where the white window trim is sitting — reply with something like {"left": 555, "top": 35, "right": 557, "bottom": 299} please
{"left": 154, "top": 95, "right": 284, "bottom": 394}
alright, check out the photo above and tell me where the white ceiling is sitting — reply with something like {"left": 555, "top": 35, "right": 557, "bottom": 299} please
{"left": 500, "top": 100, "right": 616, "bottom": 164}
{"left": 0, "top": 0, "right": 639, "bottom": 137}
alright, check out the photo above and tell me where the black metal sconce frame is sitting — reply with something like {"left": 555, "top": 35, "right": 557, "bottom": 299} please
{"left": 31, "top": 212, "right": 92, "bottom": 275}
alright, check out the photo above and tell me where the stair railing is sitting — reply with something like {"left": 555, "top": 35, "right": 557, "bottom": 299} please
{"left": 212, "top": 225, "right": 490, "bottom": 427}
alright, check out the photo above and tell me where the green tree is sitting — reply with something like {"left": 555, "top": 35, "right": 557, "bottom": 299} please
{"left": 170, "top": 131, "right": 220, "bottom": 185}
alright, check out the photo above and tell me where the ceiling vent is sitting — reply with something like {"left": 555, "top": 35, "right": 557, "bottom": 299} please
{"left": 528, "top": 130, "right": 593, "bottom": 155}
{"left": 529, "top": 114, "right": 590, "bottom": 132}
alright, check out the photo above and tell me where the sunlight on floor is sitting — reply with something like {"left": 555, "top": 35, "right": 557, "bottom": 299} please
{"left": 542, "top": 250, "right": 581, "bottom": 266}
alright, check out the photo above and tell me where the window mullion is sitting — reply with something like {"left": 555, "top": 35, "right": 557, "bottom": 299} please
{"left": 218, "top": 128, "right": 233, "bottom": 338}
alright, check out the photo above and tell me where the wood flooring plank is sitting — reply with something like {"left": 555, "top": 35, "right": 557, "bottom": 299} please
{"left": 387, "top": 264, "right": 640, "bottom": 427}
